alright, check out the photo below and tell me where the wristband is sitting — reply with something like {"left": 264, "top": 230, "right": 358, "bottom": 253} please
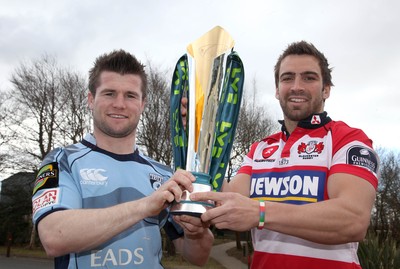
{"left": 258, "top": 200, "right": 265, "bottom": 230}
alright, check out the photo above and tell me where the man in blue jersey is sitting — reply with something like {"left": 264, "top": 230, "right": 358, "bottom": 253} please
{"left": 32, "top": 49, "right": 213, "bottom": 268}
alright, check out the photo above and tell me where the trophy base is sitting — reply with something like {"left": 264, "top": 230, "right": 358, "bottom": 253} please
{"left": 170, "top": 172, "right": 214, "bottom": 217}
{"left": 170, "top": 211, "right": 202, "bottom": 218}
{"left": 170, "top": 201, "right": 214, "bottom": 217}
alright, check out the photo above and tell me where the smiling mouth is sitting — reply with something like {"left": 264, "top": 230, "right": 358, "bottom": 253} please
{"left": 289, "top": 97, "right": 307, "bottom": 103}
{"left": 108, "top": 114, "right": 128, "bottom": 119}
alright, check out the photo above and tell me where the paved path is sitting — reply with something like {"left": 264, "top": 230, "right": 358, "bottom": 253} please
{"left": 210, "top": 241, "right": 248, "bottom": 269}
{"left": 0, "top": 255, "right": 53, "bottom": 269}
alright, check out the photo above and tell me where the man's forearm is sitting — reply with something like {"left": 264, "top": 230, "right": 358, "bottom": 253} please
{"left": 38, "top": 198, "right": 149, "bottom": 257}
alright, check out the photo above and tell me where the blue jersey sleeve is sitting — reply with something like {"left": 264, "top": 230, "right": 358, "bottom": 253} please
{"left": 32, "top": 147, "right": 83, "bottom": 225}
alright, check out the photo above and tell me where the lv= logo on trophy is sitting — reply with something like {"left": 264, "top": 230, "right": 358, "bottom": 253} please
{"left": 170, "top": 26, "right": 244, "bottom": 217}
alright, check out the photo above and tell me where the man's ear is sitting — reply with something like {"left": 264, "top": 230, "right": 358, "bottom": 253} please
{"left": 275, "top": 88, "right": 280, "bottom": 100}
{"left": 139, "top": 97, "right": 146, "bottom": 114}
{"left": 88, "top": 92, "right": 94, "bottom": 110}
{"left": 323, "top": 86, "right": 331, "bottom": 100}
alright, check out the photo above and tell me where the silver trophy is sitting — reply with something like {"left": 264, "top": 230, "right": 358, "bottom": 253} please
{"left": 170, "top": 171, "right": 214, "bottom": 217}
{"left": 170, "top": 26, "right": 244, "bottom": 217}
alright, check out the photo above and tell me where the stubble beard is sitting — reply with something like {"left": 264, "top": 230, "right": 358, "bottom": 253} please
{"left": 280, "top": 96, "right": 324, "bottom": 122}
{"left": 93, "top": 116, "right": 138, "bottom": 139}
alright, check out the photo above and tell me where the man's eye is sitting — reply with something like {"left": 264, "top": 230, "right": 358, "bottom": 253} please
{"left": 303, "top": 76, "right": 317, "bottom": 81}
{"left": 127, "top": 94, "right": 138, "bottom": 99}
{"left": 281, "top": 76, "right": 293, "bottom": 82}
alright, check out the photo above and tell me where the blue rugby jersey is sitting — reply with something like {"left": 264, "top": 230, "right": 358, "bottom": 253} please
{"left": 32, "top": 134, "right": 183, "bottom": 268}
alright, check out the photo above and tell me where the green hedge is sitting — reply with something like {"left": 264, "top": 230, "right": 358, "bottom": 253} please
{"left": 358, "top": 232, "right": 400, "bottom": 269}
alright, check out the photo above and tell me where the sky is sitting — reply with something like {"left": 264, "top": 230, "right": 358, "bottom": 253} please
{"left": 0, "top": 0, "right": 399, "bottom": 162}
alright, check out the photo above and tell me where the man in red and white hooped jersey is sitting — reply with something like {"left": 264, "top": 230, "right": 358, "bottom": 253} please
{"left": 191, "top": 41, "right": 379, "bottom": 269}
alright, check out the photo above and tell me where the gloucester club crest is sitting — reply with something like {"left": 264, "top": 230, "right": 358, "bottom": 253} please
{"left": 297, "top": 141, "right": 324, "bottom": 159}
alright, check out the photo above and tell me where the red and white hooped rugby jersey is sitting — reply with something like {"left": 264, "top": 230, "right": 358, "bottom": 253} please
{"left": 238, "top": 112, "right": 379, "bottom": 269}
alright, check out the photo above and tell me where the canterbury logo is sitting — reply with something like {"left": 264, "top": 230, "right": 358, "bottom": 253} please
{"left": 80, "top": 169, "right": 108, "bottom": 182}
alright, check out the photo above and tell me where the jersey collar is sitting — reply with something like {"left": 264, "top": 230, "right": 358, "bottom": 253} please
{"left": 279, "top": 111, "right": 332, "bottom": 137}
{"left": 81, "top": 133, "right": 141, "bottom": 162}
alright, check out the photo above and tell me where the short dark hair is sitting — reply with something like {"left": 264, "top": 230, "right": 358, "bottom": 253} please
{"left": 88, "top": 49, "right": 147, "bottom": 99}
{"left": 274, "top": 41, "right": 334, "bottom": 88}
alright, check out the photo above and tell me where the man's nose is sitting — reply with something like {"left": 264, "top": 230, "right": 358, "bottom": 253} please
{"left": 113, "top": 94, "right": 126, "bottom": 108}
{"left": 291, "top": 75, "right": 305, "bottom": 91}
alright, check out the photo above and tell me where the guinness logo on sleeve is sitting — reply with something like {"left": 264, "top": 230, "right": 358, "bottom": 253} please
{"left": 347, "top": 146, "right": 378, "bottom": 173}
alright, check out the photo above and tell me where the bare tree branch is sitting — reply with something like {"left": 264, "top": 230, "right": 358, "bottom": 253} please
{"left": 227, "top": 78, "right": 279, "bottom": 179}
{"left": 6, "top": 54, "right": 90, "bottom": 171}
{"left": 137, "top": 63, "right": 172, "bottom": 165}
